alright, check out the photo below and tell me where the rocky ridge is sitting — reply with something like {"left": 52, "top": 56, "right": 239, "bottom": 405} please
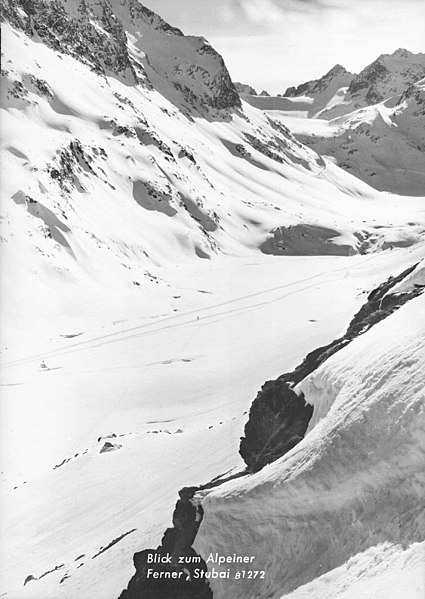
{"left": 234, "top": 81, "right": 258, "bottom": 96}
{"left": 347, "top": 48, "right": 425, "bottom": 107}
{"left": 278, "top": 49, "right": 425, "bottom": 119}
{"left": 284, "top": 64, "right": 354, "bottom": 98}
{"left": 0, "top": 0, "right": 240, "bottom": 113}
{"left": 253, "top": 50, "right": 425, "bottom": 194}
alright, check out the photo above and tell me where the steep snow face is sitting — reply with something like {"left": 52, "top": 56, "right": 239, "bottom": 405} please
{"left": 194, "top": 292, "right": 425, "bottom": 599}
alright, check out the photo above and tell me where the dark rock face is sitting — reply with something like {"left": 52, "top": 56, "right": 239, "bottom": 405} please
{"left": 119, "top": 487, "right": 212, "bottom": 599}
{"left": 347, "top": 49, "right": 425, "bottom": 105}
{"left": 240, "top": 263, "right": 423, "bottom": 471}
{"left": 1, "top": 0, "right": 240, "bottom": 113}
{"left": 348, "top": 60, "right": 389, "bottom": 98}
{"left": 196, "top": 42, "right": 241, "bottom": 110}
{"left": 397, "top": 81, "right": 425, "bottom": 116}
{"left": 284, "top": 81, "right": 311, "bottom": 98}
{"left": 240, "top": 378, "right": 313, "bottom": 472}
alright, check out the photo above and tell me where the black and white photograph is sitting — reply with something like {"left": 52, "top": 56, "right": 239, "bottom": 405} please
{"left": 1, "top": 0, "right": 425, "bottom": 597}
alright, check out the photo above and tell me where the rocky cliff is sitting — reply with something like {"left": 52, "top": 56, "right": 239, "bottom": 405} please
{"left": 347, "top": 48, "right": 425, "bottom": 105}
{"left": 0, "top": 0, "right": 240, "bottom": 114}
{"left": 239, "top": 263, "right": 422, "bottom": 471}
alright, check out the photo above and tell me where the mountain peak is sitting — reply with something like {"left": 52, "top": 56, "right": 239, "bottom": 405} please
{"left": 348, "top": 47, "right": 425, "bottom": 103}
{"left": 326, "top": 64, "right": 349, "bottom": 76}
{"left": 284, "top": 63, "right": 354, "bottom": 98}
{"left": 1, "top": 0, "right": 240, "bottom": 113}
{"left": 392, "top": 48, "right": 411, "bottom": 59}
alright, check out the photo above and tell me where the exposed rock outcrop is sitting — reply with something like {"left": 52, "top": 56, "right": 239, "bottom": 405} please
{"left": 240, "top": 263, "right": 423, "bottom": 471}
{"left": 119, "top": 487, "right": 212, "bottom": 599}
{"left": 284, "top": 64, "right": 354, "bottom": 97}
{"left": 347, "top": 48, "right": 425, "bottom": 105}
{"left": 1, "top": 0, "right": 137, "bottom": 82}
{"left": 1, "top": 0, "right": 240, "bottom": 114}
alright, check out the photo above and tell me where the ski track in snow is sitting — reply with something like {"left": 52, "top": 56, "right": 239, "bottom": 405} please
{"left": 2, "top": 252, "right": 380, "bottom": 368}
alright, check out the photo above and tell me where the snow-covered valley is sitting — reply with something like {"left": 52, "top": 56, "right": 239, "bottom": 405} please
{"left": 1, "top": 1, "right": 424, "bottom": 599}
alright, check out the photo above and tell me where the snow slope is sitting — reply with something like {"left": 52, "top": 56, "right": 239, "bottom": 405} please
{"left": 3, "top": 246, "right": 424, "bottom": 599}
{"left": 3, "top": 19, "right": 425, "bottom": 349}
{"left": 1, "top": 2, "right": 425, "bottom": 599}
{"left": 195, "top": 289, "right": 425, "bottom": 599}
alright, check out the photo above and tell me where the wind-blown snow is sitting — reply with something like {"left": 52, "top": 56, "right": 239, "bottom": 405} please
{"left": 194, "top": 292, "right": 425, "bottom": 599}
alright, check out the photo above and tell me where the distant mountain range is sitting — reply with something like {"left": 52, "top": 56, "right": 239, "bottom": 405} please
{"left": 237, "top": 49, "right": 425, "bottom": 195}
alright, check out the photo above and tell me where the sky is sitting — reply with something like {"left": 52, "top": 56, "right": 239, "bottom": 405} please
{"left": 141, "top": 0, "right": 425, "bottom": 94}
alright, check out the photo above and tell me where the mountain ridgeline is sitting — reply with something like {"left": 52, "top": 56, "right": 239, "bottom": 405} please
{"left": 237, "top": 49, "right": 425, "bottom": 195}
{"left": 1, "top": 0, "right": 240, "bottom": 114}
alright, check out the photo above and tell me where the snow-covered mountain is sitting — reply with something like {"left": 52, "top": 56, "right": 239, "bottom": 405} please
{"left": 320, "top": 48, "right": 425, "bottom": 119}
{"left": 4, "top": 2, "right": 424, "bottom": 345}
{"left": 1, "top": 0, "right": 240, "bottom": 112}
{"left": 1, "top": 2, "right": 425, "bottom": 599}
{"left": 277, "top": 77, "right": 425, "bottom": 196}
{"left": 354, "top": 48, "right": 425, "bottom": 102}
{"left": 283, "top": 64, "right": 355, "bottom": 118}
{"left": 238, "top": 64, "right": 355, "bottom": 118}
{"left": 244, "top": 49, "right": 425, "bottom": 119}
{"left": 240, "top": 50, "right": 425, "bottom": 195}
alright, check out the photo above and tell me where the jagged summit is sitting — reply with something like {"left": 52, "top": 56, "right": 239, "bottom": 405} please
{"left": 326, "top": 63, "right": 349, "bottom": 76}
{"left": 347, "top": 47, "right": 425, "bottom": 104}
{"left": 0, "top": 0, "right": 240, "bottom": 113}
{"left": 244, "top": 49, "right": 425, "bottom": 194}
{"left": 278, "top": 48, "right": 425, "bottom": 113}
{"left": 392, "top": 47, "right": 412, "bottom": 59}
{"left": 284, "top": 63, "right": 354, "bottom": 97}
